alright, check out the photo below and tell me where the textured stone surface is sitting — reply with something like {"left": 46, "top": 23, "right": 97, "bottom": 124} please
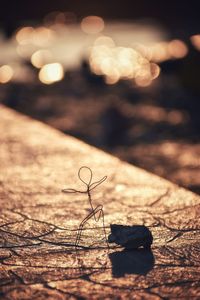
{"left": 0, "top": 105, "right": 200, "bottom": 299}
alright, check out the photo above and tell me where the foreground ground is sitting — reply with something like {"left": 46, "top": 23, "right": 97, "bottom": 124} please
{"left": 0, "top": 105, "right": 200, "bottom": 299}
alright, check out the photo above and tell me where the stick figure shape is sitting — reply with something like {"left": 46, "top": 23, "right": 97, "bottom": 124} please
{"left": 62, "top": 166, "right": 108, "bottom": 249}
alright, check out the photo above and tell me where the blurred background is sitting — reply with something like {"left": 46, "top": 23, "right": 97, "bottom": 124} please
{"left": 0, "top": 0, "right": 199, "bottom": 193}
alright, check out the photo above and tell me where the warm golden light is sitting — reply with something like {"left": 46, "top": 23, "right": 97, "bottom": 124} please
{"left": 150, "top": 42, "right": 170, "bottom": 62}
{"left": 31, "top": 50, "right": 53, "bottom": 68}
{"left": 190, "top": 34, "right": 200, "bottom": 51}
{"left": 105, "top": 69, "right": 120, "bottom": 85}
{"left": 150, "top": 63, "right": 160, "bottom": 79}
{"left": 89, "top": 37, "right": 161, "bottom": 86}
{"left": 135, "top": 62, "right": 152, "bottom": 86}
{"left": 16, "top": 27, "right": 35, "bottom": 45}
{"left": 38, "top": 63, "right": 64, "bottom": 84}
{"left": 81, "top": 16, "right": 104, "bottom": 34}
{"left": 94, "top": 36, "right": 115, "bottom": 48}
{"left": 0, "top": 65, "right": 14, "bottom": 83}
{"left": 144, "top": 39, "right": 188, "bottom": 63}
{"left": 168, "top": 39, "right": 188, "bottom": 58}
{"left": 16, "top": 44, "right": 35, "bottom": 59}
{"left": 33, "top": 27, "right": 55, "bottom": 46}
{"left": 16, "top": 26, "right": 54, "bottom": 47}
{"left": 134, "top": 62, "right": 160, "bottom": 87}
{"left": 133, "top": 43, "right": 153, "bottom": 61}
{"left": 135, "top": 77, "right": 152, "bottom": 87}
{"left": 117, "top": 47, "right": 136, "bottom": 78}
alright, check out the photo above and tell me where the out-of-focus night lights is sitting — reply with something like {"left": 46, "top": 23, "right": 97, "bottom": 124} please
{"left": 16, "top": 26, "right": 54, "bottom": 47}
{"left": 149, "top": 63, "right": 160, "bottom": 79}
{"left": 94, "top": 36, "right": 115, "bottom": 48}
{"left": 38, "top": 63, "right": 64, "bottom": 84}
{"left": 33, "top": 27, "right": 55, "bottom": 46}
{"left": 16, "top": 27, "right": 35, "bottom": 45}
{"left": 190, "top": 34, "right": 200, "bottom": 51}
{"left": 89, "top": 36, "right": 161, "bottom": 86}
{"left": 81, "top": 16, "right": 104, "bottom": 34}
{"left": 0, "top": 65, "right": 14, "bottom": 83}
{"left": 168, "top": 39, "right": 188, "bottom": 58}
{"left": 150, "top": 42, "right": 170, "bottom": 62}
{"left": 31, "top": 50, "right": 53, "bottom": 68}
{"left": 14, "top": 21, "right": 190, "bottom": 88}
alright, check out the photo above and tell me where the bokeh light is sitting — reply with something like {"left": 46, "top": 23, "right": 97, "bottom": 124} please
{"left": 168, "top": 39, "right": 188, "bottom": 58}
{"left": 149, "top": 63, "right": 160, "bottom": 79}
{"left": 16, "top": 26, "right": 35, "bottom": 45}
{"left": 190, "top": 34, "right": 200, "bottom": 51}
{"left": 44, "top": 11, "right": 77, "bottom": 26}
{"left": 0, "top": 65, "right": 14, "bottom": 83}
{"left": 94, "top": 36, "right": 115, "bottom": 48}
{"left": 13, "top": 21, "right": 189, "bottom": 88}
{"left": 16, "top": 44, "right": 36, "bottom": 59}
{"left": 16, "top": 26, "right": 55, "bottom": 47}
{"left": 150, "top": 42, "right": 170, "bottom": 62}
{"left": 33, "top": 27, "right": 55, "bottom": 47}
{"left": 81, "top": 16, "right": 104, "bottom": 34}
{"left": 38, "top": 63, "right": 64, "bottom": 84}
{"left": 89, "top": 36, "right": 161, "bottom": 86}
{"left": 31, "top": 50, "right": 53, "bottom": 68}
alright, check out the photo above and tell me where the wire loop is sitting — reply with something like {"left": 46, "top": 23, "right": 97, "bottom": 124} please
{"left": 62, "top": 167, "right": 108, "bottom": 250}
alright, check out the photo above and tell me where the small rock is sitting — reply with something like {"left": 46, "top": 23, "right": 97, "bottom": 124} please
{"left": 108, "top": 224, "right": 153, "bottom": 249}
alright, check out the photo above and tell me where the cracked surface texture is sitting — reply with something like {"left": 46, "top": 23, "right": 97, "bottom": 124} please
{"left": 0, "top": 105, "right": 200, "bottom": 299}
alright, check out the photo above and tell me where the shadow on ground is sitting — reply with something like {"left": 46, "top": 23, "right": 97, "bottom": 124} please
{"left": 109, "top": 248, "right": 155, "bottom": 277}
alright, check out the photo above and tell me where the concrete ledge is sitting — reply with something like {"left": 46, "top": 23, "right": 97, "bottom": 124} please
{"left": 0, "top": 105, "right": 200, "bottom": 299}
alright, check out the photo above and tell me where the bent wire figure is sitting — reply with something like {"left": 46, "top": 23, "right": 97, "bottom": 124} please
{"left": 62, "top": 166, "right": 108, "bottom": 249}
